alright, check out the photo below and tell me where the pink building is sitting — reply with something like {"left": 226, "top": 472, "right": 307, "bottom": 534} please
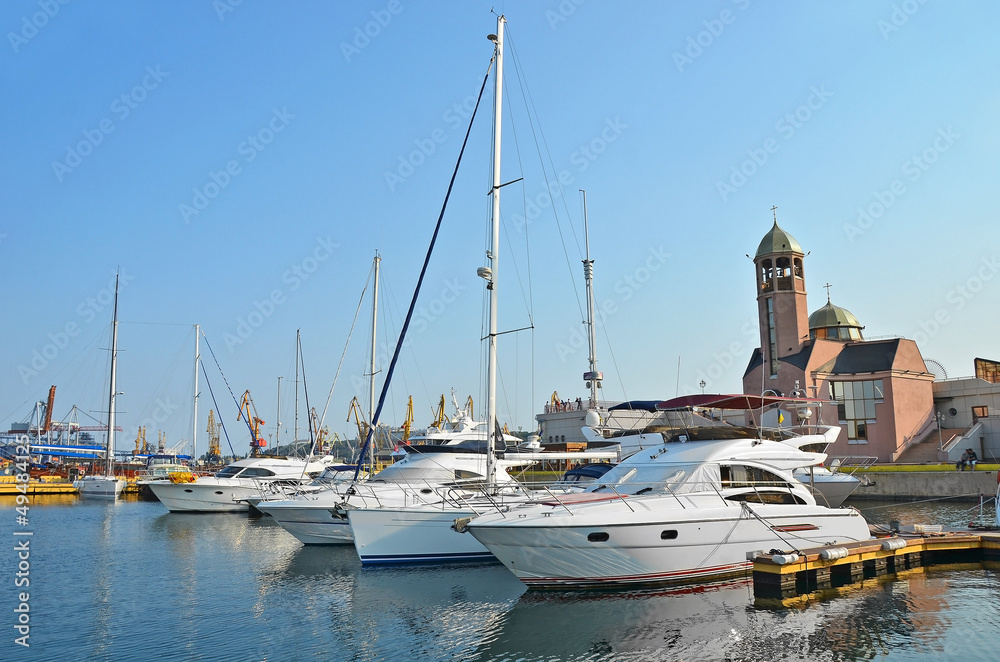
{"left": 742, "top": 220, "right": 935, "bottom": 462}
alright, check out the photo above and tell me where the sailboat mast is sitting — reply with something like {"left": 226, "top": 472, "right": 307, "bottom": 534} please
{"left": 192, "top": 323, "right": 199, "bottom": 461}
{"left": 485, "top": 15, "right": 505, "bottom": 487}
{"left": 581, "top": 190, "right": 600, "bottom": 407}
{"left": 294, "top": 329, "right": 300, "bottom": 443}
{"left": 368, "top": 253, "right": 380, "bottom": 425}
{"left": 106, "top": 272, "right": 120, "bottom": 478}
{"left": 368, "top": 253, "right": 380, "bottom": 471}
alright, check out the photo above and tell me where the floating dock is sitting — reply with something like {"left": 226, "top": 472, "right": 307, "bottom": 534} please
{"left": 753, "top": 530, "right": 1000, "bottom": 601}
{"left": 0, "top": 475, "right": 78, "bottom": 495}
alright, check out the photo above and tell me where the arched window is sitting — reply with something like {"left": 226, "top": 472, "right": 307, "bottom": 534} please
{"left": 760, "top": 259, "right": 774, "bottom": 292}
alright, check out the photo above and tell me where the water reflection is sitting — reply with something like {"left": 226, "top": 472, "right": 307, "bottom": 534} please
{"left": 5, "top": 499, "right": 999, "bottom": 661}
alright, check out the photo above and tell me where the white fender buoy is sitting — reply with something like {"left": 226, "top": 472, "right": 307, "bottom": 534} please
{"left": 819, "top": 547, "right": 849, "bottom": 561}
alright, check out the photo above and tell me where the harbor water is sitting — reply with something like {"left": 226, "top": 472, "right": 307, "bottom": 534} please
{"left": 3, "top": 496, "right": 999, "bottom": 661}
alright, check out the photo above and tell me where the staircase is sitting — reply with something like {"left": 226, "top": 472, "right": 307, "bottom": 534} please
{"left": 895, "top": 428, "right": 961, "bottom": 464}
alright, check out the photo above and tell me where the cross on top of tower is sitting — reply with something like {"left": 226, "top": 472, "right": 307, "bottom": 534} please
{"left": 824, "top": 282, "right": 833, "bottom": 303}
{"left": 771, "top": 205, "right": 778, "bottom": 223}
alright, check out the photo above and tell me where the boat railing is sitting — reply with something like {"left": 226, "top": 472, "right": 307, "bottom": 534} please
{"left": 828, "top": 455, "right": 878, "bottom": 474}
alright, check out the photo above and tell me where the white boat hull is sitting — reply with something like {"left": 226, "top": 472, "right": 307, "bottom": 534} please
{"left": 348, "top": 506, "right": 493, "bottom": 564}
{"left": 795, "top": 468, "right": 861, "bottom": 507}
{"left": 255, "top": 501, "right": 354, "bottom": 544}
{"left": 148, "top": 480, "right": 255, "bottom": 512}
{"left": 468, "top": 498, "right": 871, "bottom": 588}
{"left": 75, "top": 476, "right": 125, "bottom": 498}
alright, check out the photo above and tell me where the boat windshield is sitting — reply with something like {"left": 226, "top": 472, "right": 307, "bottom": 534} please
{"left": 215, "top": 466, "right": 243, "bottom": 478}
{"left": 589, "top": 462, "right": 720, "bottom": 496}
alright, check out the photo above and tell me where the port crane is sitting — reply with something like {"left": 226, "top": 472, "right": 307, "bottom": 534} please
{"left": 237, "top": 390, "right": 267, "bottom": 456}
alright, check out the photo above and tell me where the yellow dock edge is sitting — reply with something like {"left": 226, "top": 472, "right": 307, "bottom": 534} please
{"left": 752, "top": 531, "right": 1000, "bottom": 602}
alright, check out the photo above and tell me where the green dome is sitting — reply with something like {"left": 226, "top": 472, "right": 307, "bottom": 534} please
{"left": 755, "top": 221, "right": 803, "bottom": 258}
{"left": 809, "top": 301, "right": 862, "bottom": 330}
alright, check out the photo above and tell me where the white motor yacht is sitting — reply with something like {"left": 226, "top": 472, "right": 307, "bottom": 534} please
{"left": 148, "top": 456, "right": 330, "bottom": 513}
{"left": 256, "top": 441, "right": 545, "bottom": 544}
{"left": 464, "top": 427, "right": 872, "bottom": 589}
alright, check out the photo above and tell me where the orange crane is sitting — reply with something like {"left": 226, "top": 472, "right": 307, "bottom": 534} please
{"left": 237, "top": 390, "right": 267, "bottom": 456}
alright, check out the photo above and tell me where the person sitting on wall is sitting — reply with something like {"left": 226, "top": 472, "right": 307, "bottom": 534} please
{"left": 958, "top": 449, "right": 970, "bottom": 471}
{"left": 968, "top": 449, "right": 978, "bottom": 470}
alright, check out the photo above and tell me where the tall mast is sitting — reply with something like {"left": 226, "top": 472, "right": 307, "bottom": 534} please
{"left": 294, "top": 329, "right": 300, "bottom": 443}
{"left": 276, "top": 376, "right": 282, "bottom": 448}
{"left": 484, "top": 15, "right": 505, "bottom": 488}
{"left": 192, "top": 323, "right": 199, "bottom": 461}
{"left": 368, "top": 253, "right": 381, "bottom": 425}
{"left": 106, "top": 272, "right": 120, "bottom": 477}
{"left": 580, "top": 190, "right": 601, "bottom": 407}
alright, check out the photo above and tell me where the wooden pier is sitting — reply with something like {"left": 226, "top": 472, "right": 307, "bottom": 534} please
{"left": 753, "top": 530, "right": 1000, "bottom": 601}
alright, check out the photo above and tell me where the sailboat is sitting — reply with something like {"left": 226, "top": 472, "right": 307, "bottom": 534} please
{"left": 75, "top": 272, "right": 126, "bottom": 499}
{"left": 345, "top": 15, "right": 568, "bottom": 563}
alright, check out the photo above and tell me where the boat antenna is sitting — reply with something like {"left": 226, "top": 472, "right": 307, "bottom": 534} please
{"left": 581, "top": 189, "right": 601, "bottom": 409}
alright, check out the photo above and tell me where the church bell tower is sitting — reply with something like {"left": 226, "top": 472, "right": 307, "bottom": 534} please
{"left": 753, "top": 213, "right": 809, "bottom": 381}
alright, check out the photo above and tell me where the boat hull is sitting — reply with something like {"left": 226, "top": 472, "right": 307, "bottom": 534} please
{"left": 147, "top": 480, "right": 253, "bottom": 512}
{"left": 256, "top": 501, "right": 355, "bottom": 544}
{"left": 75, "top": 476, "right": 125, "bottom": 499}
{"left": 348, "top": 506, "right": 494, "bottom": 564}
{"left": 468, "top": 500, "right": 871, "bottom": 588}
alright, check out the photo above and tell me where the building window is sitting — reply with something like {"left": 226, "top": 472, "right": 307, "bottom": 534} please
{"left": 760, "top": 259, "right": 774, "bottom": 292}
{"left": 830, "top": 380, "right": 883, "bottom": 444}
{"left": 972, "top": 406, "right": 988, "bottom": 420}
{"left": 767, "top": 298, "right": 777, "bottom": 376}
{"left": 775, "top": 257, "right": 792, "bottom": 290}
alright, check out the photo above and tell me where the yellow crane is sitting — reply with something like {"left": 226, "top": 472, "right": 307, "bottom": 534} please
{"left": 206, "top": 409, "right": 221, "bottom": 459}
{"left": 429, "top": 394, "right": 447, "bottom": 429}
{"left": 401, "top": 396, "right": 414, "bottom": 444}
{"left": 134, "top": 426, "right": 146, "bottom": 454}
{"left": 237, "top": 390, "right": 267, "bottom": 456}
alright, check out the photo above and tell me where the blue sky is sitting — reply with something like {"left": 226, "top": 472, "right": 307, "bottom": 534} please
{"left": 3, "top": 1, "right": 998, "bottom": 455}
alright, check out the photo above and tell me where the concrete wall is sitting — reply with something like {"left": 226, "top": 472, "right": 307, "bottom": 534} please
{"left": 847, "top": 470, "right": 998, "bottom": 501}
{"left": 934, "top": 377, "right": 1000, "bottom": 462}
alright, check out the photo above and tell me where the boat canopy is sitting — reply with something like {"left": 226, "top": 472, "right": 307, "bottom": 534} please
{"left": 655, "top": 394, "right": 828, "bottom": 411}
{"left": 608, "top": 400, "right": 662, "bottom": 412}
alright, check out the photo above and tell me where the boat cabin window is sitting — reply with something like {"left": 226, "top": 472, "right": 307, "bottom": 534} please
{"left": 238, "top": 467, "right": 277, "bottom": 478}
{"left": 720, "top": 465, "right": 789, "bottom": 490}
{"left": 454, "top": 470, "right": 485, "bottom": 481}
{"left": 216, "top": 466, "right": 244, "bottom": 478}
{"left": 797, "top": 442, "right": 829, "bottom": 454}
{"left": 660, "top": 530, "right": 678, "bottom": 540}
{"left": 587, "top": 532, "right": 610, "bottom": 542}
{"left": 590, "top": 463, "right": 720, "bottom": 495}
{"left": 725, "top": 491, "right": 805, "bottom": 505}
